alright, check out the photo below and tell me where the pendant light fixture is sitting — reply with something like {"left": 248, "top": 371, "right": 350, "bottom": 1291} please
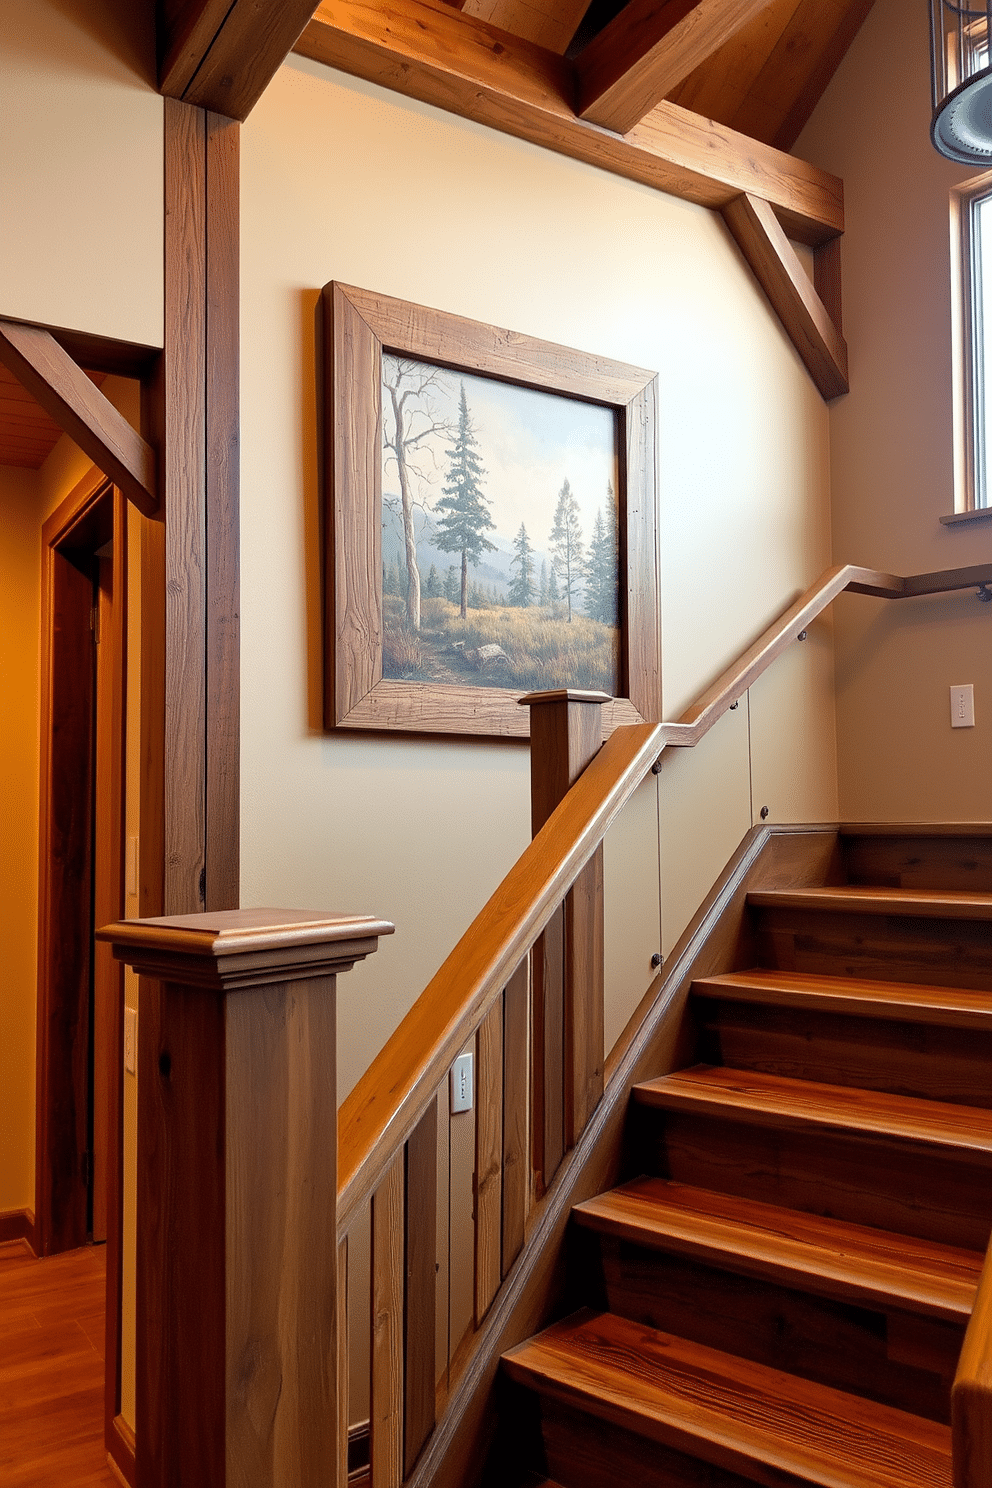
{"left": 931, "top": 0, "right": 992, "bottom": 161}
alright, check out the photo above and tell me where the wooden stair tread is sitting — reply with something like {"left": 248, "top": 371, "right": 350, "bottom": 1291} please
{"left": 747, "top": 886, "right": 992, "bottom": 920}
{"left": 692, "top": 969, "right": 992, "bottom": 1028}
{"left": 572, "top": 1177, "right": 981, "bottom": 1320}
{"left": 633, "top": 1065, "right": 992, "bottom": 1157}
{"left": 502, "top": 1310, "right": 951, "bottom": 1488}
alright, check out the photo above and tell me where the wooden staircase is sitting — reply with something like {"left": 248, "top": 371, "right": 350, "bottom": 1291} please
{"left": 497, "top": 829, "right": 992, "bottom": 1488}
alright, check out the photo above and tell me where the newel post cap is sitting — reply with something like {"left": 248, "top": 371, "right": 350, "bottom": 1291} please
{"left": 95, "top": 907, "right": 395, "bottom": 991}
{"left": 518, "top": 689, "right": 613, "bottom": 708}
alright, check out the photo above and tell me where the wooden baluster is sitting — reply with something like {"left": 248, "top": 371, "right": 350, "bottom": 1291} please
{"left": 404, "top": 1102, "right": 438, "bottom": 1474}
{"left": 475, "top": 997, "right": 504, "bottom": 1323}
{"left": 372, "top": 1151, "right": 405, "bottom": 1488}
{"left": 501, "top": 959, "right": 530, "bottom": 1277}
{"left": 521, "top": 690, "right": 609, "bottom": 1187}
{"left": 95, "top": 908, "right": 393, "bottom": 1488}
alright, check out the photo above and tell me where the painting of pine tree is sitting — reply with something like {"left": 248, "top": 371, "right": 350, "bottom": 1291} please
{"left": 380, "top": 355, "right": 620, "bottom": 694}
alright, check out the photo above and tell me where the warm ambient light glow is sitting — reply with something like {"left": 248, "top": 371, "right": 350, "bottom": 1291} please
{"left": 931, "top": 0, "right": 992, "bottom": 161}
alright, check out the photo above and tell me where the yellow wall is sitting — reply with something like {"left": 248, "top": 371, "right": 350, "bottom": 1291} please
{"left": 797, "top": 0, "right": 992, "bottom": 821}
{"left": 0, "top": 465, "right": 43, "bottom": 1215}
{"left": 0, "top": 0, "right": 163, "bottom": 347}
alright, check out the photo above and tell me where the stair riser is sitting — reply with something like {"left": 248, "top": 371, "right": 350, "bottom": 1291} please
{"left": 636, "top": 1111, "right": 992, "bottom": 1251}
{"left": 753, "top": 909, "right": 992, "bottom": 991}
{"left": 587, "top": 1236, "right": 959, "bottom": 1423}
{"left": 535, "top": 1398, "right": 768, "bottom": 1488}
{"left": 842, "top": 836, "right": 992, "bottom": 894}
{"left": 694, "top": 1003, "right": 992, "bottom": 1107}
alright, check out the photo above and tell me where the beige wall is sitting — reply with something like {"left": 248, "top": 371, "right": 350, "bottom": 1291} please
{"left": 797, "top": 0, "right": 992, "bottom": 822}
{"left": 0, "top": 465, "right": 43, "bottom": 1215}
{"left": 239, "top": 57, "right": 838, "bottom": 1100}
{"left": 0, "top": 0, "right": 163, "bottom": 347}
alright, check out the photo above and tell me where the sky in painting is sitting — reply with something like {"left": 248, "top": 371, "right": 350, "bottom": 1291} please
{"left": 382, "top": 356, "right": 618, "bottom": 554}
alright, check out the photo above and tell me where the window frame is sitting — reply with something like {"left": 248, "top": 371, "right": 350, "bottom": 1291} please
{"left": 951, "top": 170, "right": 992, "bottom": 520}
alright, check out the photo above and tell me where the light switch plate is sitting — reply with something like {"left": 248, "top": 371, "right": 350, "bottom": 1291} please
{"left": 450, "top": 1051, "right": 473, "bottom": 1114}
{"left": 950, "top": 684, "right": 976, "bottom": 728}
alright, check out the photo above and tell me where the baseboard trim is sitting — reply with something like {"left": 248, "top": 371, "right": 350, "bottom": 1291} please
{"left": 0, "top": 1207, "right": 36, "bottom": 1251}
{"left": 108, "top": 1412, "right": 136, "bottom": 1487}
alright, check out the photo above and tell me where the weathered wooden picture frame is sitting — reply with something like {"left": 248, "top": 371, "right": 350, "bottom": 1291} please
{"left": 322, "top": 281, "right": 661, "bottom": 738}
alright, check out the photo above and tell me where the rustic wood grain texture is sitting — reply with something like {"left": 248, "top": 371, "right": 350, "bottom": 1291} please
{"left": 743, "top": 0, "right": 876, "bottom": 150}
{"left": 323, "top": 282, "right": 659, "bottom": 739}
{"left": 204, "top": 113, "right": 241, "bottom": 913}
{"left": 405, "top": 1103, "right": 438, "bottom": 1473}
{"left": 337, "top": 719, "right": 664, "bottom": 1231}
{"left": 692, "top": 969, "right": 992, "bottom": 1028}
{"left": 461, "top": 0, "right": 590, "bottom": 53}
{"left": 163, "top": 98, "right": 207, "bottom": 917}
{"left": 813, "top": 234, "right": 843, "bottom": 334}
{"left": 721, "top": 192, "right": 848, "bottom": 399}
{"left": 296, "top": 0, "right": 845, "bottom": 244}
{"left": 577, "top": 0, "right": 784, "bottom": 135}
{"left": 841, "top": 830, "right": 992, "bottom": 892}
{"left": 0, "top": 320, "right": 157, "bottom": 514}
{"left": 475, "top": 1000, "right": 504, "bottom": 1323}
{"left": 573, "top": 1177, "right": 983, "bottom": 1319}
{"left": 225, "top": 975, "right": 339, "bottom": 1485}
{"left": 749, "top": 886, "right": 992, "bottom": 921}
{"left": 566, "top": 850, "right": 605, "bottom": 1146}
{"left": 502, "top": 960, "right": 531, "bottom": 1275}
{"left": 159, "top": 0, "right": 322, "bottom": 118}
{"left": 503, "top": 1310, "right": 953, "bottom": 1488}
{"left": 535, "top": 906, "right": 566, "bottom": 1191}
{"left": 635, "top": 1065, "right": 992, "bottom": 1157}
{"left": 371, "top": 1153, "right": 405, "bottom": 1488}
{"left": 665, "top": 0, "right": 798, "bottom": 132}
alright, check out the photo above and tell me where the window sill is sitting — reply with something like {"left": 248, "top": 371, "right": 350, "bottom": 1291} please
{"left": 940, "top": 507, "right": 992, "bottom": 526}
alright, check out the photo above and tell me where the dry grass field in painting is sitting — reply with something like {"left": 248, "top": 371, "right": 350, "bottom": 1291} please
{"left": 383, "top": 595, "right": 618, "bottom": 693}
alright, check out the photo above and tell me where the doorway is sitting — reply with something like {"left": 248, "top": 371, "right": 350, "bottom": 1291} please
{"left": 35, "top": 470, "right": 125, "bottom": 1261}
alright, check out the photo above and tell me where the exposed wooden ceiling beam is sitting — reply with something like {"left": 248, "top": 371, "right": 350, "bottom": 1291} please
{"left": 577, "top": 0, "right": 783, "bottom": 135}
{"left": 462, "top": 0, "right": 591, "bottom": 54}
{"left": 295, "top": 0, "right": 844, "bottom": 245}
{"left": 158, "top": 0, "right": 323, "bottom": 120}
{"left": 0, "top": 320, "right": 159, "bottom": 514}
{"left": 721, "top": 193, "right": 847, "bottom": 400}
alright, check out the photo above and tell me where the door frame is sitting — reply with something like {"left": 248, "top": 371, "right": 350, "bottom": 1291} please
{"left": 35, "top": 467, "right": 128, "bottom": 1444}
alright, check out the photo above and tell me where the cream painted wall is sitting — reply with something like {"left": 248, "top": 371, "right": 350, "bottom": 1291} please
{"left": 0, "top": 0, "right": 163, "bottom": 347}
{"left": 0, "top": 465, "right": 43, "bottom": 1215}
{"left": 239, "top": 56, "right": 838, "bottom": 1106}
{"left": 797, "top": 0, "right": 992, "bottom": 822}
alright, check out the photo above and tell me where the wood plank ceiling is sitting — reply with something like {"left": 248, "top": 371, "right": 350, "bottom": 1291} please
{"left": 0, "top": 361, "right": 105, "bottom": 470}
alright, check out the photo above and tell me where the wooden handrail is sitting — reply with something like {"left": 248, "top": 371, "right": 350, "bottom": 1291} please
{"left": 954, "top": 1241, "right": 992, "bottom": 1488}
{"left": 337, "top": 719, "right": 664, "bottom": 1232}
{"left": 655, "top": 561, "right": 992, "bottom": 753}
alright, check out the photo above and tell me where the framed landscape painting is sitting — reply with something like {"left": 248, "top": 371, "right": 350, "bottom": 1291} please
{"left": 322, "top": 282, "right": 660, "bottom": 739}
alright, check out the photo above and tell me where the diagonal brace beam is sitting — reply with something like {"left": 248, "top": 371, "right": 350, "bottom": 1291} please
{"left": 721, "top": 192, "right": 848, "bottom": 401}
{"left": 0, "top": 319, "right": 158, "bottom": 515}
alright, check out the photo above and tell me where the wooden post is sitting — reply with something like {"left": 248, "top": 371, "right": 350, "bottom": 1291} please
{"left": 520, "top": 690, "right": 609, "bottom": 1186}
{"left": 96, "top": 908, "right": 394, "bottom": 1488}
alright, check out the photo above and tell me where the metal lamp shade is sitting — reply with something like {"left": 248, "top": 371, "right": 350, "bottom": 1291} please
{"left": 931, "top": 0, "right": 992, "bottom": 161}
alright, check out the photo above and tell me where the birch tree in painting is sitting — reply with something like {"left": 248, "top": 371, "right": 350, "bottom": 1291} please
{"left": 382, "top": 356, "right": 452, "bottom": 631}
{"left": 549, "top": 477, "right": 585, "bottom": 622}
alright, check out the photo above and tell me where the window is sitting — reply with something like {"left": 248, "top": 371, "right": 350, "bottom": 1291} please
{"left": 953, "top": 173, "right": 992, "bottom": 515}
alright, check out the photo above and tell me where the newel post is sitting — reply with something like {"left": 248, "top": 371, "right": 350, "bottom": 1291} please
{"left": 521, "top": 690, "right": 609, "bottom": 1189}
{"left": 96, "top": 908, "right": 394, "bottom": 1488}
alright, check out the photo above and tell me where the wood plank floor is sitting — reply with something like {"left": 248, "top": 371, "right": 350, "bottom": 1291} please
{"left": 0, "top": 1240, "right": 117, "bottom": 1487}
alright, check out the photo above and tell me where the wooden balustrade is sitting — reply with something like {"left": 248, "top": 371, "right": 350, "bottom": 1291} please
{"left": 96, "top": 909, "right": 393, "bottom": 1488}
